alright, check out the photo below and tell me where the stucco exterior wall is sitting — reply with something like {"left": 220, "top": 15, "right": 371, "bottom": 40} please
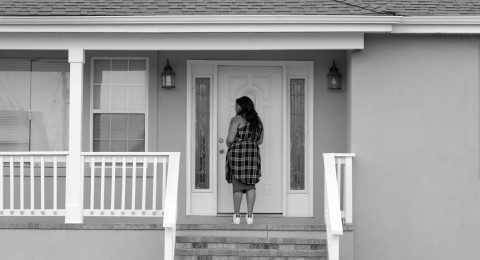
{"left": 350, "top": 35, "right": 480, "bottom": 260}
{"left": 0, "top": 229, "right": 164, "bottom": 260}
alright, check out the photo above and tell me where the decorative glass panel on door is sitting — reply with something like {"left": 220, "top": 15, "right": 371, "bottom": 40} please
{"left": 290, "top": 78, "right": 305, "bottom": 190}
{"left": 195, "top": 78, "right": 210, "bottom": 189}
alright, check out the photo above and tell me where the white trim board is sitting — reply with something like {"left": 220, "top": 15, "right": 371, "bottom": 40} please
{"left": 186, "top": 60, "right": 314, "bottom": 217}
{"left": 0, "top": 32, "right": 364, "bottom": 50}
{"left": 0, "top": 15, "right": 400, "bottom": 33}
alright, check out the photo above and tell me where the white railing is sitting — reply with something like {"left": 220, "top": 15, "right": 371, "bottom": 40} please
{"left": 0, "top": 152, "right": 69, "bottom": 216}
{"left": 162, "top": 153, "right": 181, "bottom": 260}
{"left": 80, "top": 152, "right": 180, "bottom": 217}
{"left": 80, "top": 152, "right": 181, "bottom": 260}
{"left": 323, "top": 153, "right": 355, "bottom": 260}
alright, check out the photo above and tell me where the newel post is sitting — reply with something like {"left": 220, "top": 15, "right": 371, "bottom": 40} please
{"left": 65, "top": 49, "right": 85, "bottom": 223}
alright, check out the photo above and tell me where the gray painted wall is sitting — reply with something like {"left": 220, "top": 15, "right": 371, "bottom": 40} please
{"left": 0, "top": 229, "right": 164, "bottom": 260}
{"left": 350, "top": 35, "right": 480, "bottom": 260}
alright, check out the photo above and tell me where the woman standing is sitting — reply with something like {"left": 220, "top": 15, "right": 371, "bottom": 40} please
{"left": 226, "top": 96, "right": 263, "bottom": 225}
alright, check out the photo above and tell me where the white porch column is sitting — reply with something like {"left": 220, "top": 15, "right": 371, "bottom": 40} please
{"left": 65, "top": 49, "right": 85, "bottom": 223}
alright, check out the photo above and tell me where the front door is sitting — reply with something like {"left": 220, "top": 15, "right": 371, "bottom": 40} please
{"left": 217, "top": 65, "right": 283, "bottom": 214}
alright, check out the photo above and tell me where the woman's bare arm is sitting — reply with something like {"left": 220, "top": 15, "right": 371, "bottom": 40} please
{"left": 257, "top": 117, "right": 264, "bottom": 145}
{"left": 226, "top": 115, "right": 242, "bottom": 147}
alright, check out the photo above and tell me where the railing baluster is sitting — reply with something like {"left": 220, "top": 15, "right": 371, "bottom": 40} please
{"left": 90, "top": 157, "right": 95, "bottom": 213}
{"left": 100, "top": 156, "right": 106, "bottom": 213}
{"left": 20, "top": 157, "right": 24, "bottom": 212}
{"left": 142, "top": 157, "right": 147, "bottom": 213}
{"left": 0, "top": 153, "right": 68, "bottom": 217}
{"left": 121, "top": 157, "right": 126, "bottom": 212}
{"left": 41, "top": 157, "right": 45, "bottom": 212}
{"left": 9, "top": 156, "right": 14, "bottom": 212}
{"left": 162, "top": 157, "right": 167, "bottom": 212}
{"left": 0, "top": 157, "right": 3, "bottom": 211}
{"left": 152, "top": 157, "right": 158, "bottom": 212}
{"left": 30, "top": 156, "right": 34, "bottom": 212}
{"left": 111, "top": 157, "right": 116, "bottom": 213}
{"left": 336, "top": 159, "right": 342, "bottom": 203}
{"left": 132, "top": 157, "right": 137, "bottom": 212}
{"left": 344, "top": 156, "right": 353, "bottom": 224}
{"left": 53, "top": 157, "right": 58, "bottom": 213}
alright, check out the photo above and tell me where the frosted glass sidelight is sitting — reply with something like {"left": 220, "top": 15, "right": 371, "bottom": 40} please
{"left": 290, "top": 79, "right": 305, "bottom": 190}
{"left": 195, "top": 78, "right": 210, "bottom": 189}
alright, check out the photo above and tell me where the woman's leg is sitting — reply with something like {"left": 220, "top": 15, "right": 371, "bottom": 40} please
{"left": 246, "top": 189, "right": 256, "bottom": 216}
{"left": 233, "top": 191, "right": 243, "bottom": 216}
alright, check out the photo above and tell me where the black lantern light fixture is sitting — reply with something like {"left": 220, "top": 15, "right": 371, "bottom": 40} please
{"left": 161, "top": 59, "right": 175, "bottom": 89}
{"left": 327, "top": 61, "right": 342, "bottom": 90}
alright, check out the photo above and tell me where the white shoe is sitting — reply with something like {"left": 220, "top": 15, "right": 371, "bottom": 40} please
{"left": 232, "top": 214, "right": 241, "bottom": 224}
{"left": 246, "top": 214, "right": 254, "bottom": 225}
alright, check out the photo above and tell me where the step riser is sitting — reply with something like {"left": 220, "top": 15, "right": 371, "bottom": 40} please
{"left": 176, "top": 230, "right": 325, "bottom": 239}
{"left": 175, "top": 249, "right": 326, "bottom": 258}
{"left": 177, "top": 243, "right": 326, "bottom": 250}
{"left": 175, "top": 224, "right": 332, "bottom": 259}
{"left": 176, "top": 256, "right": 326, "bottom": 259}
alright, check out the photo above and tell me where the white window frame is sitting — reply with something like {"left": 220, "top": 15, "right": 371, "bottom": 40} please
{"left": 89, "top": 57, "right": 149, "bottom": 152}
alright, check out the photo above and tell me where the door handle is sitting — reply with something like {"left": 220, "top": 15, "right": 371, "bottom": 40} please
{"left": 219, "top": 149, "right": 225, "bottom": 154}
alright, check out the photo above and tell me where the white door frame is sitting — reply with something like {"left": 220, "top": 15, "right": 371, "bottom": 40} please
{"left": 186, "top": 60, "right": 314, "bottom": 217}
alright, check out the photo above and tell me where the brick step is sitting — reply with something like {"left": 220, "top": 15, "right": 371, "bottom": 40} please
{"left": 175, "top": 248, "right": 326, "bottom": 258}
{"left": 176, "top": 256, "right": 323, "bottom": 260}
{"left": 174, "top": 224, "right": 338, "bottom": 259}
{"left": 175, "top": 224, "right": 349, "bottom": 239}
{"left": 175, "top": 235, "right": 327, "bottom": 259}
{"left": 176, "top": 235, "right": 326, "bottom": 245}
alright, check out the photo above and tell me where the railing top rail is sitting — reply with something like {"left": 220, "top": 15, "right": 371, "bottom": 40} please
{"left": 329, "top": 153, "right": 356, "bottom": 157}
{"left": 0, "top": 152, "right": 69, "bottom": 156}
{"left": 80, "top": 152, "right": 180, "bottom": 156}
{"left": 323, "top": 153, "right": 344, "bottom": 235}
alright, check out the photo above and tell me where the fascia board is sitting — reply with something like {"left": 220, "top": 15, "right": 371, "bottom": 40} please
{"left": 0, "top": 15, "right": 401, "bottom": 33}
{"left": 394, "top": 16, "right": 480, "bottom": 34}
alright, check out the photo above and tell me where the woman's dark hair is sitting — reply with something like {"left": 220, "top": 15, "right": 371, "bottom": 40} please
{"left": 236, "top": 96, "right": 261, "bottom": 129}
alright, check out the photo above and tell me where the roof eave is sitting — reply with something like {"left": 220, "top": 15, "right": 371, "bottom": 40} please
{"left": 0, "top": 15, "right": 402, "bottom": 33}
{"left": 1, "top": 15, "right": 480, "bottom": 34}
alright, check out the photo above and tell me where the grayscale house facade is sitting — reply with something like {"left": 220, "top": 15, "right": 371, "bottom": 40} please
{"left": 0, "top": 1, "right": 480, "bottom": 260}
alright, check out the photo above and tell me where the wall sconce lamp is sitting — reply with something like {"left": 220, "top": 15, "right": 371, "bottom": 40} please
{"left": 161, "top": 59, "right": 176, "bottom": 89}
{"left": 327, "top": 61, "right": 342, "bottom": 90}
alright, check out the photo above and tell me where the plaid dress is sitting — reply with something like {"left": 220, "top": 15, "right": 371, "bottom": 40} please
{"left": 226, "top": 120, "right": 263, "bottom": 185}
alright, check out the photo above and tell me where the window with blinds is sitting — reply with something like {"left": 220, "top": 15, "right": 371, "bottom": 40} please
{"left": 91, "top": 58, "right": 148, "bottom": 152}
{"left": 0, "top": 59, "right": 70, "bottom": 152}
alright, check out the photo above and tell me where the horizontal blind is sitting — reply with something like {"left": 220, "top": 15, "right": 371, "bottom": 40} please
{"left": 0, "top": 59, "right": 69, "bottom": 152}
{"left": 31, "top": 60, "right": 70, "bottom": 151}
{"left": 0, "top": 60, "right": 31, "bottom": 151}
